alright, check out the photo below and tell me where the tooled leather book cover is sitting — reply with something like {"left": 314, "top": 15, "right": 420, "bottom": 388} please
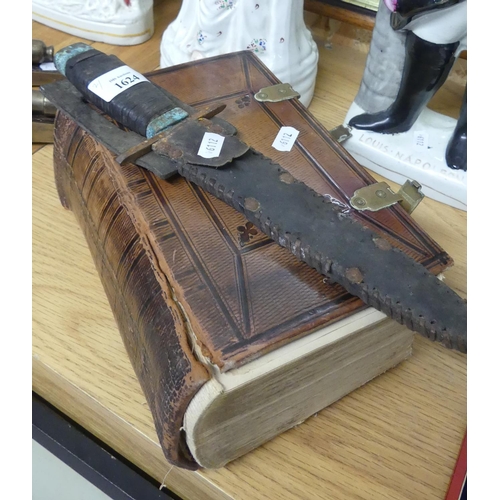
{"left": 52, "top": 51, "right": 453, "bottom": 469}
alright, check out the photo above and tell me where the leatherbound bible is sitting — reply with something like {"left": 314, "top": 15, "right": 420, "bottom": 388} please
{"left": 52, "top": 51, "right": 453, "bottom": 470}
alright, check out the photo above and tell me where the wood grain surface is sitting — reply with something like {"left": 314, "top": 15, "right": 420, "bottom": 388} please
{"left": 33, "top": 2, "right": 467, "bottom": 499}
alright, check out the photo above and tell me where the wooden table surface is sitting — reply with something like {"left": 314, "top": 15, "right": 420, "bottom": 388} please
{"left": 32, "top": 2, "right": 467, "bottom": 499}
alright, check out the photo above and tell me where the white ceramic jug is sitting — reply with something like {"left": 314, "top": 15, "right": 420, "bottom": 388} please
{"left": 160, "top": 0, "right": 319, "bottom": 107}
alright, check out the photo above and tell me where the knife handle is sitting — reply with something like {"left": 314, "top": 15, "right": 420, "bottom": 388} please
{"left": 54, "top": 43, "right": 188, "bottom": 138}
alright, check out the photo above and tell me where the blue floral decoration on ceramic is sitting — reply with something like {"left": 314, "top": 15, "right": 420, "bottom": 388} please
{"left": 216, "top": 0, "right": 235, "bottom": 9}
{"left": 247, "top": 38, "right": 266, "bottom": 53}
{"left": 197, "top": 30, "right": 206, "bottom": 44}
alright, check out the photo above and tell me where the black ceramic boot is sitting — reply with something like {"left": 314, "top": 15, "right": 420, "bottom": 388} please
{"left": 445, "top": 86, "right": 467, "bottom": 171}
{"left": 349, "top": 32, "right": 459, "bottom": 134}
{"left": 390, "top": 0, "right": 466, "bottom": 30}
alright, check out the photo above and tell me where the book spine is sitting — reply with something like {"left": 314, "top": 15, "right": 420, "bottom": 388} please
{"left": 52, "top": 111, "right": 209, "bottom": 470}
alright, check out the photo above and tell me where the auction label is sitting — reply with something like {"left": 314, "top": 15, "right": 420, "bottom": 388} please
{"left": 87, "top": 65, "right": 148, "bottom": 102}
{"left": 272, "top": 126, "right": 299, "bottom": 152}
{"left": 198, "top": 132, "right": 225, "bottom": 159}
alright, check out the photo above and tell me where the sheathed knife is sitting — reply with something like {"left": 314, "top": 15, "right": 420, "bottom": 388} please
{"left": 41, "top": 43, "right": 467, "bottom": 354}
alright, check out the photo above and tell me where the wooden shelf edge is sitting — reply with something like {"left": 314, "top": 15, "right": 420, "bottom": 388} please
{"left": 304, "top": 0, "right": 376, "bottom": 30}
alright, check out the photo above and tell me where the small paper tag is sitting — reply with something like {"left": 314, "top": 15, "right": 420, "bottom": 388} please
{"left": 198, "top": 132, "right": 225, "bottom": 159}
{"left": 413, "top": 131, "right": 429, "bottom": 149}
{"left": 39, "top": 62, "right": 57, "bottom": 71}
{"left": 87, "top": 65, "right": 148, "bottom": 102}
{"left": 272, "top": 126, "right": 299, "bottom": 152}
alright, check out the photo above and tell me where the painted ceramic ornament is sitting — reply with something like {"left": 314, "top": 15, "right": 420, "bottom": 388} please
{"left": 32, "top": 0, "right": 154, "bottom": 46}
{"left": 343, "top": 0, "right": 467, "bottom": 210}
{"left": 159, "top": 0, "right": 319, "bottom": 107}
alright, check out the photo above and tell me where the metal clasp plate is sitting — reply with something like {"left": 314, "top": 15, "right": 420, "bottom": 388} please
{"left": 254, "top": 83, "right": 300, "bottom": 102}
{"left": 350, "top": 180, "right": 424, "bottom": 214}
{"left": 330, "top": 125, "right": 352, "bottom": 143}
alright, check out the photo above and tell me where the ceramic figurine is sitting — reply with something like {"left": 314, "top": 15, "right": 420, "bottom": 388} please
{"left": 159, "top": 0, "right": 319, "bottom": 107}
{"left": 32, "top": 0, "right": 154, "bottom": 46}
{"left": 343, "top": 0, "right": 467, "bottom": 210}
